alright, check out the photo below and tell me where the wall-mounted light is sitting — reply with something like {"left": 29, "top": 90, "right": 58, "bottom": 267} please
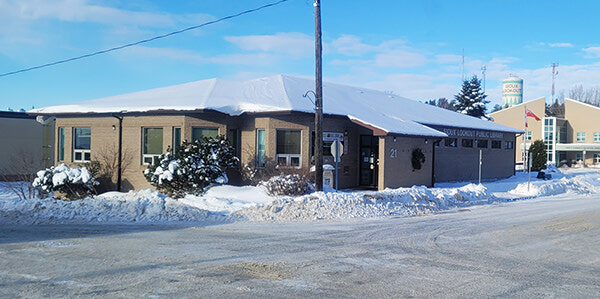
{"left": 344, "top": 130, "right": 348, "bottom": 136}
{"left": 112, "top": 125, "right": 116, "bottom": 131}
{"left": 393, "top": 137, "right": 397, "bottom": 142}
{"left": 425, "top": 139, "right": 428, "bottom": 144}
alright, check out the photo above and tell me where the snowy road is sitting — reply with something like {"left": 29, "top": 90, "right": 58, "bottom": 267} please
{"left": 1, "top": 194, "right": 599, "bottom": 298}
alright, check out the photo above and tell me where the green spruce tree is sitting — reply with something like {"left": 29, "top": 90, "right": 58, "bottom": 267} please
{"left": 454, "top": 75, "right": 490, "bottom": 118}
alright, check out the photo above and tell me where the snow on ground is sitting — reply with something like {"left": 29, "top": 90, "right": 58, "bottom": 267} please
{"left": 1, "top": 168, "right": 600, "bottom": 224}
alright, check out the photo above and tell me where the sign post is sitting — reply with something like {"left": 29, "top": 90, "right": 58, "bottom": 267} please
{"left": 330, "top": 140, "right": 343, "bottom": 190}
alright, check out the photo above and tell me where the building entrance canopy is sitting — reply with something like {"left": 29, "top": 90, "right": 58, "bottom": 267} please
{"left": 555, "top": 143, "right": 600, "bottom": 151}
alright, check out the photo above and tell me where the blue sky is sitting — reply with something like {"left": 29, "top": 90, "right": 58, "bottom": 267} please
{"left": 2, "top": 0, "right": 600, "bottom": 111}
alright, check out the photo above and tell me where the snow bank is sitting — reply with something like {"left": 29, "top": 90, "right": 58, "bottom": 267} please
{"left": 509, "top": 172, "right": 600, "bottom": 197}
{"left": 0, "top": 189, "right": 216, "bottom": 225}
{"left": 234, "top": 184, "right": 495, "bottom": 222}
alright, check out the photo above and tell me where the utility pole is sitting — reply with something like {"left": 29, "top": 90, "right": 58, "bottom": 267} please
{"left": 551, "top": 62, "right": 559, "bottom": 102}
{"left": 314, "top": 0, "right": 323, "bottom": 191}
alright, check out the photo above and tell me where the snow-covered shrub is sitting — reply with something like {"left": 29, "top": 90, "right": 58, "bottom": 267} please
{"left": 32, "top": 164, "right": 99, "bottom": 200}
{"left": 259, "top": 174, "right": 314, "bottom": 196}
{"left": 144, "top": 136, "right": 238, "bottom": 198}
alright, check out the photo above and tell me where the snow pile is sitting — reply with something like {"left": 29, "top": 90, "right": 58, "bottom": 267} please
{"left": 509, "top": 172, "right": 600, "bottom": 197}
{"left": 234, "top": 184, "right": 495, "bottom": 222}
{"left": 0, "top": 189, "right": 215, "bottom": 225}
{"left": 178, "top": 185, "right": 273, "bottom": 213}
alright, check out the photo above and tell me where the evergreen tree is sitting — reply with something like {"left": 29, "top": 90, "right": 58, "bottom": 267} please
{"left": 529, "top": 140, "right": 547, "bottom": 171}
{"left": 491, "top": 104, "right": 502, "bottom": 113}
{"left": 454, "top": 75, "right": 489, "bottom": 118}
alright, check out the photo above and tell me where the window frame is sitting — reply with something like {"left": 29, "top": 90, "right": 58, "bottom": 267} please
{"left": 276, "top": 129, "right": 302, "bottom": 168}
{"left": 72, "top": 127, "right": 91, "bottom": 163}
{"left": 461, "top": 138, "right": 474, "bottom": 148}
{"left": 491, "top": 140, "right": 502, "bottom": 149}
{"left": 444, "top": 138, "right": 457, "bottom": 148}
{"left": 57, "top": 127, "right": 65, "bottom": 161}
{"left": 172, "top": 127, "right": 181, "bottom": 151}
{"left": 476, "top": 139, "right": 488, "bottom": 148}
{"left": 505, "top": 141, "right": 514, "bottom": 149}
{"left": 594, "top": 132, "right": 600, "bottom": 142}
{"left": 192, "top": 127, "right": 219, "bottom": 141}
{"left": 256, "top": 129, "right": 266, "bottom": 168}
{"left": 142, "top": 127, "right": 163, "bottom": 165}
{"left": 576, "top": 132, "right": 586, "bottom": 142}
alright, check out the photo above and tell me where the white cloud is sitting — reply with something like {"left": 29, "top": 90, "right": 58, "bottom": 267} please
{"left": 548, "top": 42, "right": 573, "bottom": 48}
{"left": 224, "top": 33, "right": 313, "bottom": 58}
{"left": 329, "top": 35, "right": 379, "bottom": 56}
{"left": 374, "top": 50, "right": 427, "bottom": 68}
{"left": 0, "top": 0, "right": 176, "bottom": 27}
{"left": 582, "top": 46, "right": 600, "bottom": 58}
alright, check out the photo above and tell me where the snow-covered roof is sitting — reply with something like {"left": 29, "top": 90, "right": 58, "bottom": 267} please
{"left": 30, "top": 74, "right": 521, "bottom": 136}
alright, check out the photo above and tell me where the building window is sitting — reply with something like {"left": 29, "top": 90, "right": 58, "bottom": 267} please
{"left": 228, "top": 129, "right": 239, "bottom": 157}
{"left": 576, "top": 153, "right": 583, "bottom": 161}
{"left": 276, "top": 129, "right": 301, "bottom": 167}
{"left": 524, "top": 131, "right": 532, "bottom": 141}
{"left": 172, "top": 127, "right": 181, "bottom": 151}
{"left": 256, "top": 129, "right": 266, "bottom": 167}
{"left": 491, "top": 140, "right": 501, "bottom": 149}
{"left": 444, "top": 138, "right": 457, "bottom": 147}
{"left": 477, "top": 139, "right": 488, "bottom": 148}
{"left": 576, "top": 132, "right": 586, "bottom": 142}
{"left": 58, "top": 127, "right": 65, "bottom": 161}
{"left": 73, "top": 127, "right": 91, "bottom": 162}
{"left": 142, "top": 128, "right": 163, "bottom": 165}
{"left": 594, "top": 132, "right": 600, "bottom": 142}
{"left": 505, "top": 141, "right": 514, "bottom": 149}
{"left": 461, "top": 139, "right": 473, "bottom": 148}
{"left": 192, "top": 127, "right": 219, "bottom": 141}
{"left": 594, "top": 154, "right": 600, "bottom": 164}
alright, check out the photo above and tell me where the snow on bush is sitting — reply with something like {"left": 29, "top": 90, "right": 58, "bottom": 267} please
{"left": 235, "top": 184, "right": 495, "bottom": 222}
{"left": 32, "top": 164, "right": 98, "bottom": 200}
{"left": 259, "top": 174, "right": 314, "bottom": 196}
{"left": 144, "top": 136, "right": 238, "bottom": 198}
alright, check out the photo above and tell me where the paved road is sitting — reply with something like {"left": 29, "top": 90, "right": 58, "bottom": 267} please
{"left": 1, "top": 195, "right": 599, "bottom": 298}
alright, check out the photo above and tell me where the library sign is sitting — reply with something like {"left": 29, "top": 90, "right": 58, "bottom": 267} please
{"left": 442, "top": 128, "right": 504, "bottom": 139}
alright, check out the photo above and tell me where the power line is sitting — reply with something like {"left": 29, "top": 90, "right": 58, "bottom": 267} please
{"left": 0, "top": 0, "right": 290, "bottom": 78}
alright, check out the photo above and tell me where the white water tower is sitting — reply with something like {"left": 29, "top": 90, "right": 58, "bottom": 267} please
{"left": 502, "top": 76, "right": 523, "bottom": 107}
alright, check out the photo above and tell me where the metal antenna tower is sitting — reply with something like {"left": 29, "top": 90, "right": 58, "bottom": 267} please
{"left": 481, "top": 65, "right": 487, "bottom": 94}
{"left": 551, "top": 62, "right": 559, "bottom": 102}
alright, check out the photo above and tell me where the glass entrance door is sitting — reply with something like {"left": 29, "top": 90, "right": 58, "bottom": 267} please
{"left": 359, "top": 135, "right": 378, "bottom": 187}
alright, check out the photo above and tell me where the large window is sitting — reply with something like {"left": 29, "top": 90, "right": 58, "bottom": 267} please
{"left": 256, "top": 129, "right": 266, "bottom": 167}
{"left": 476, "top": 139, "right": 488, "bottom": 148}
{"left": 58, "top": 127, "right": 65, "bottom": 161}
{"left": 276, "top": 130, "right": 301, "bottom": 167}
{"left": 594, "top": 132, "right": 600, "bottom": 142}
{"left": 594, "top": 154, "right": 600, "bottom": 164}
{"left": 576, "top": 132, "right": 586, "bottom": 142}
{"left": 491, "top": 140, "right": 501, "bottom": 149}
{"left": 73, "top": 127, "right": 91, "bottom": 162}
{"left": 143, "top": 128, "right": 163, "bottom": 165}
{"left": 524, "top": 131, "right": 532, "bottom": 141}
{"left": 192, "top": 127, "right": 219, "bottom": 141}
{"left": 505, "top": 141, "right": 514, "bottom": 149}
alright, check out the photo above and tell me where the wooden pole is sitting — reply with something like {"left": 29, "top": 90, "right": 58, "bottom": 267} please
{"left": 314, "top": 0, "right": 323, "bottom": 191}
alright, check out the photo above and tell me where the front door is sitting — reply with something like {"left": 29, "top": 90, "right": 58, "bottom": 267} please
{"left": 359, "top": 135, "right": 378, "bottom": 187}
